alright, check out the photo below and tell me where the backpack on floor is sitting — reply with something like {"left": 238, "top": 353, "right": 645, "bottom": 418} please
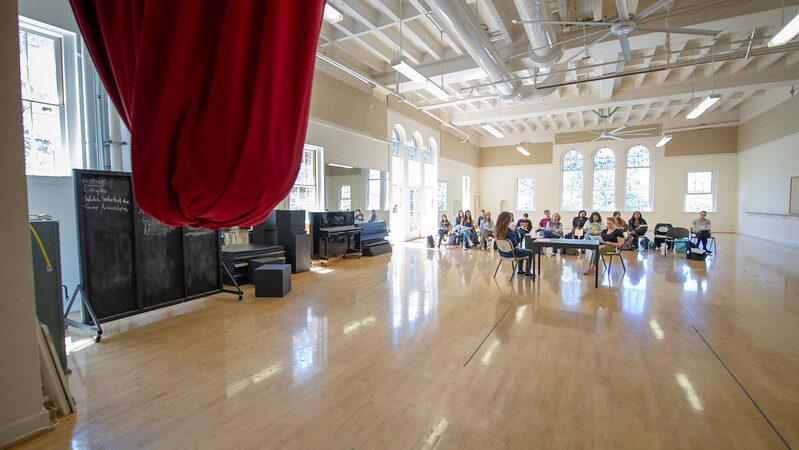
{"left": 687, "top": 245, "right": 708, "bottom": 261}
{"left": 621, "top": 234, "right": 636, "bottom": 250}
{"left": 426, "top": 235, "right": 435, "bottom": 248}
{"left": 447, "top": 233, "right": 457, "bottom": 245}
{"left": 640, "top": 236, "right": 652, "bottom": 250}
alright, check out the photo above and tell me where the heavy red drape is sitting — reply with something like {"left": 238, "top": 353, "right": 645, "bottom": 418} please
{"left": 70, "top": 0, "right": 326, "bottom": 228}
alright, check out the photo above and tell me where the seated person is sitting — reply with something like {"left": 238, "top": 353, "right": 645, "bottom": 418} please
{"left": 459, "top": 210, "right": 479, "bottom": 248}
{"left": 477, "top": 209, "right": 486, "bottom": 228}
{"left": 454, "top": 210, "right": 465, "bottom": 227}
{"left": 516, "top": 213, "right": 533, "bottom": 239}
{"left": 354, "top": 209, "right": 365, "bottom": 222}
{"left": 627, "top": 211, "right": 648, "bottom": 249}
{"left": 537, "top": 210, "right": 551, "bottom": 230}
{"left": 567, "top": 210, "right": 588, "bottom": 238}
{"left": 584, "top": 217, "right": 625, "bottom": 275}
{"left": 540, "top": 212, "right": 564, "bottom": 255}
{"left": 437, "top": 214, "right": 452, "bottom": 248}
{"left": 368, "top": 210, "right": 378, "bottom": 222}
{"left": 612, "top": 211, "right": 628, "bottom": 232}
{"left": 691, "top": 211, "right": 712, "bottom": 253}
{"left": 495, "top": 211, "right": 533, "bottom": 277}
{"left": 583, "top": 212, "right": 603, "bottom": 238}
{"left": 479, "top": 211, "right": 495, "bottom": 250}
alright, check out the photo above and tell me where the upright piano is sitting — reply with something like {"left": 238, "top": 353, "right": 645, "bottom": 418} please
{"left": 309, "top": 212, "right": 362, "bottom": 260}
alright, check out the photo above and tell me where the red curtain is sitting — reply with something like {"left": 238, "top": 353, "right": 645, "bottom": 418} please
{"left": 70, "top": 0, "right": 326, "bottom": 228}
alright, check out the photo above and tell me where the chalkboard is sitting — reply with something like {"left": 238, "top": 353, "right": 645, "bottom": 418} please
{"left": 183, "top": 227, "right": 220, "bottom": 297}
{"left": 134, "top": 207, "right": 185, "bottom": 308}
{"left": 74, "top": 170, "right": 224, "bottom": 323}
{"left": 74, "top": 171, "right": 138, "bottom": 320}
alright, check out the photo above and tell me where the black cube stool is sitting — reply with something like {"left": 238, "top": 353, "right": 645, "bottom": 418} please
{"left": 253, "top": 264, "right": 291, "bottom": 297}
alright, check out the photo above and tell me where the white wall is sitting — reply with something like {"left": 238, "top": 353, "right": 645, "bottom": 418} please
{"left": 26, "top": 176, "right": 81, "bottom": 308}
{"left": 737, "top": 131, "right": 799, "bottom": 245}
{"left": 480, "top": 136, "right": 738, "bottom": 232}
{"left": 306, "top": 119, "right": 389, "bottom": 171}
{"left": 1, "top": 1, "right": 51, "bottom": 445}
{"left": 439, "top": 157, "right": 481, "bottom": 223}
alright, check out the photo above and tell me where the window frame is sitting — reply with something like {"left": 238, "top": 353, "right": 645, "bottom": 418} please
{"left": 437, "top": 181, "right": 447, "bottom": 212}
{"left": 339, "top": 184, "right": 352, "bottom": 211}
{"left": 288, "top": 145, "right": 323, "bottom": 220}
{"left": 624, "top": 144, "right": 653, "bottom": 212}
{"left": 684, "top": 170, "right": 716, "bottom": 212}
{"left": 591, "top": 146, "right": 617, "bottom": 212}
{"left": 516, "top": 178, "right": 536, "bottom": 212}
{"left": 367, "top": 169, "right": 381, "bottom": 211}
{"left": 560, "top": 149, "right": 584, "bottom": 211}
{"left": 18, "top": 19, "right": 74, "bottom": 176}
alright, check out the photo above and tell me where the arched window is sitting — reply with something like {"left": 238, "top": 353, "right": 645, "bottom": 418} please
{"left": 625, "top": 145, "right": 651, "bottom": 211}
{"left": 592, "top": 147, "right": 616, "bottom": 211}
{"left": 391, "top": 129, "right": 401, "bottom": 156}
{"left": 561, "top": 150, "right": 583, "bottom": 211}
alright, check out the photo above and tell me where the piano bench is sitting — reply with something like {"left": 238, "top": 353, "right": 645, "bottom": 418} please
{"left": 253, "top": 264, "right": 292, "bottom": 298}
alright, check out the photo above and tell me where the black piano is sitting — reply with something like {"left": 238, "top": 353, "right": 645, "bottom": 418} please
{"left": 309, "top": 212, "right": 362, "bottom": 260}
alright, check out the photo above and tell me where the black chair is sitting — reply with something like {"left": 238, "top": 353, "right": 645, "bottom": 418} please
{"left": 663, "top": 227, "right": 690, "bottom": 257}
{"left": 600, "top": 249, "right": 626, "bottom": 275}
{"left": 653, "top": 223, "right": 673, "bottom": 250}
{"left": 691, "top": 231, "right": 717, "bottom": 255}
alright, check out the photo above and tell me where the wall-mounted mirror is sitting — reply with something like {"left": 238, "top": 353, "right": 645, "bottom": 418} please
{"left": 324, "top": 165, "right": 389, "bottom": 222}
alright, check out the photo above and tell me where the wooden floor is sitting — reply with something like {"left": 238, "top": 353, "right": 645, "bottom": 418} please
{"left": 15, "top": 234, "right": 799, "bottom": 449}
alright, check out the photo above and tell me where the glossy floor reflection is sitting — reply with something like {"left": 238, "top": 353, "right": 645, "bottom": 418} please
{"left": 16, "top": 235, "right": 799, "bottom": 449}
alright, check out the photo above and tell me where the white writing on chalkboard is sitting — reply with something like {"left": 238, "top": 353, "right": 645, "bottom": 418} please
{"left": 83, "top": 193, "right": 130, "bottom": 213}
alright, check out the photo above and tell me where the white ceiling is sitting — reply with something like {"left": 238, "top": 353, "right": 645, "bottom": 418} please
{"left": 317, "top": 0, "right": 799, "bottom": 145}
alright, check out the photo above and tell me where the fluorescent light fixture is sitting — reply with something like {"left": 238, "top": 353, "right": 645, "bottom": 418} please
{"left": 686, "top": 95, "right": 720, "bottom": 119}
{"left": 391, "top": 59, "right": 427, "bottom": 84}
{"left": 516, "top": 145, "right": 530, "bottom": 156}
{"left": 768, "top": 11, "right": 799, "bottom": 47}
{"left": 655, "top": 134, "right": 672, "bottom": 147}
{"left": 327, "top": 163, "right": 353, "bottom": 169}
{"left": 424, "top": 82, "right": 449, "bottom": 100}
{"left": 323, "top": 4, "right": 343, "bottom": 24}
{"left": 481, "top": 123, "right": 504, "bottom": 138}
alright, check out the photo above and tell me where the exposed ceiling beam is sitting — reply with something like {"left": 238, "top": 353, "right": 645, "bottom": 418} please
{"left": 451, "top": 64, "right": 799, "bottom": 125}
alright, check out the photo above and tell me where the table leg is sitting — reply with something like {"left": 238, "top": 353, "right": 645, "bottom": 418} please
{"left": 594, "top": 248, "right": 599, "bottom": 288}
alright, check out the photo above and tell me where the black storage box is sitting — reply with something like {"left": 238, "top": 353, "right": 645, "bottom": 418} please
{"left": 253, "top": 264, "right": 292, "bottom": 297}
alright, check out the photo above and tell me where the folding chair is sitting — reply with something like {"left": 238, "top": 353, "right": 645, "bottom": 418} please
{"left": 663, "top": 227, "right": 690, "bottom": 257}
{"left": 600, "top": 249, "right": 626, "bottom": 275}
{"left": 493, "top": 239, "right": 528, "bottom": 281}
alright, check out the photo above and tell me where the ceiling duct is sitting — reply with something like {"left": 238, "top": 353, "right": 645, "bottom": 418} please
{"left": 427, "top": 0, "right": 565, "bottom": 102}
{"left": 513, "top": 0, "right": 564, "bottom": 68}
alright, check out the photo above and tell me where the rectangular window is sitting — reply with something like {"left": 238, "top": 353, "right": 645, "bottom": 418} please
{"left": 340, "top": 185, "right": 352, "bottom": 211}
{"left": 408, "top": 160, "right": 420, "bottom": 187}
{"left": 517, "top": 178, "right": 535, "bottom": 211}
{"left": 383, "top": 171, "right": 390, "bottom": 210}
{"left": 685, "top": 171, "right": 714, "bottom": 212}
{"left": 625, "top": 167, "right": 651, "bottom": 211}
{"left": 593, "top": 170, "right": 616, "bottom": 211}
{"left": 437, "top": 181, "right": 447, "bottom": 211}
{"left": 409, "top": 189, "right": 419, "bottom": 233}
{"left": 462, "top": 176, "right": 471, "bottom": 211}
{"left": 289, "top": 147, "right": 318, "bottom": 214}
{"left": 424, "top": 163, "right": 435, "bottom": 187}
{"left": 367, "top": 169, "right": 381, "bottom": 211}
{"left": 19, "top": 27, "right": 67, "bottom": 176}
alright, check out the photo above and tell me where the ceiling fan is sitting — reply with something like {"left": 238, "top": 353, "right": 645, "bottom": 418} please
{"left": 512, "top": 0, "right": 722, "bottom": 62}
{"left": 558, "top": 108, "right": 660, "bottom": 144}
